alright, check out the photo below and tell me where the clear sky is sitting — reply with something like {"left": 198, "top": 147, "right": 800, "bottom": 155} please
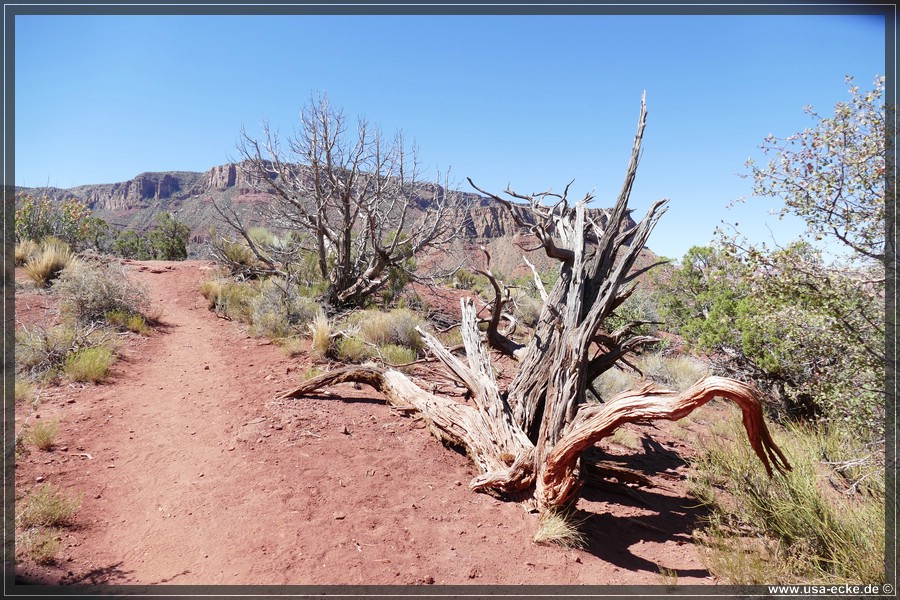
{"left": 13, "top": 11, "right": 886, "bottom": 260}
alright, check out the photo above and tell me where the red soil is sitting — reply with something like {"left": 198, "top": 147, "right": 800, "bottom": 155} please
{"left": 13, "top": 260, "right": 720, "bottom": 587}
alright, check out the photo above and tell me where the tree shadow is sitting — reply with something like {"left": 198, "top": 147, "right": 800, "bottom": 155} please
{"left": 575, "top": 483, "right": 711, "bottom": 580}
{"left": 14, "top": 561, "right": 136, "bottom": 585}
{"left": 573, "top": 439, "right": 710, "bottom": 580}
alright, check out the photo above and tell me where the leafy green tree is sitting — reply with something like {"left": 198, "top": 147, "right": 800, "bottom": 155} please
{"left": 148, "top": 212, "right": 190, "bottom": 260}
{"left": 741, "top": 75, "right": 885, "bottom": 262}
{"left": 659, "top": 76, "right": 885, "bottom": 440}
{"left": 81, "top": 217, "right": 112, "bottom": 253}
{"left": 113, "top": 230, "right": 154, "bottom": 260}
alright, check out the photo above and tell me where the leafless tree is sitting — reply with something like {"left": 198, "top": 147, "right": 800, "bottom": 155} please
{"left": 279, "top": 94, "right": 790, "bottom": 528}
{"left": 214, "top": 94, "right": 462, "bottom": 308}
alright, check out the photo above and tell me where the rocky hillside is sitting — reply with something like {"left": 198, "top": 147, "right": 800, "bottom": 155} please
{"left": 18, "top": 163, "right": 641, "bottom": 274}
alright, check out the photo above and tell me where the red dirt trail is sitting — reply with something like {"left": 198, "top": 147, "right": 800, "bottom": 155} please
{"left": 14, "top": 260, "right": 717, "bottom": 586}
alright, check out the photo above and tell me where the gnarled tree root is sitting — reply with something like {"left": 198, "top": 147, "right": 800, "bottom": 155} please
{"left": 537, "top": 376, "right": 791, "bottom": 511}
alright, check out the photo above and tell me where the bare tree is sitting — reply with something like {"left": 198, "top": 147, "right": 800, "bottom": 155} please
{"left": 279, "top": 95, "right": 790, "bottom": 526}
{"left": 214, "top": 94, "right": 462, "bottom": 308}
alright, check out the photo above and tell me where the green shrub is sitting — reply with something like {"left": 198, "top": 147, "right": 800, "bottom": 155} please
{"left": 199, "top": 277, "right": 255, "bottom": 320}
{"left": 17, "top": 484, "right": 81, "bottom": 529}
{"left": 15, "top": 194, "right": 92, "bottom": 248}
{"left": 52, "top": 259, "right": 150, "bottom": 324}
{"left": 16, "top": 323, "right": 110, "bottom": 381}
{"left": 24, "top": 240, "right": 75, "bottom": 287}
{"left": 64, "top": 346, "right": 113, "bottom": 383}
{"left": 690, "top": 417, "right": 884, "bottom": 584}
{"left": 249, "top": 278, "right": 321, "bottom": 338}
{"left": 379, "top": 344, "right": 417, "bottom": 366}
{"left": 104, "top": 309, "right": 151, "bottom": 335}
{"left": 336, "top": 336, "right": 371, "bottom": 363}
{"left": 351, "top": 308, "right": 425, "bottom": 353}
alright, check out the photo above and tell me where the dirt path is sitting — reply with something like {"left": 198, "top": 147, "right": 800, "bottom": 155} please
{"left": 14, "top": 260, "right": 716, "bottom": 586}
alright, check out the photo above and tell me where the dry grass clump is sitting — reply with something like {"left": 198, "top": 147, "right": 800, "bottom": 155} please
{"left": 592, "top": 367, "right": 637, "bottom": 402}
{"left": 638, "top": 353, "right": 708, "bottom": 391}
{"left": 16, "top": 484, "right": 82, "bottom": 565}
{"left": 308, "top": 311, "right": 333, "bottom": 358}
{"left": 17, "top": 484, "right": 81, "bottom": 529}
{"left": 64, "top": 346, "right": 114, "bottom": 383}
{"left": 18, "top": 527, "right": 61, "bottom": 565}
{"left": 278, "top": 336, "right": 307, "bottom": 358}
{"left": 104, "top": 309, "right": 151, "bottom": 335}
{"left": 15, "top": 378, "right": 36, "bottom": 406}
{"left": 690, "top": 417, "right": 884, "bottom": 584}
{"left": 608, "top": 427, "right": 642, "bottom": 450}
{"left": 24, "top": 239, "right": 75, "bottom": 287}
{"left": 351, "top": 308, "right": 426, "bottom": 353}
{"left": 15, "top": 239, "right": 40, "bottom": 266}
{"left": 16, "top": 323, "right": 110, "bottom": 382}
{"left": 25, "top": 418, "right": 59, "bottom": 451}
{"left": 533, "top": 509, "right": 587, "bottom": 548}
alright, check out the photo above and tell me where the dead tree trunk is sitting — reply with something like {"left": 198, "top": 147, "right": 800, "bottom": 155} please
{"left": 279, "top": 93, "right": 790, "bottom": 522}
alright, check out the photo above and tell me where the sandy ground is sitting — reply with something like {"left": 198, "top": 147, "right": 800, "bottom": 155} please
{"left": 13, "top": 260, "right": 720, "bottom": 587}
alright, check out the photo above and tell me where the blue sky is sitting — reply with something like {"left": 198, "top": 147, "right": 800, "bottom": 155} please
{"left": 14, "top": 12, "right": 886, "bottom": 260}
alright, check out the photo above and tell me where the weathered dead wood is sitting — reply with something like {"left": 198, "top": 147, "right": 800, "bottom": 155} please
{"left": 276, "top": 94, "right": 792, "bottom": 534}
{"left": 536, "top": 377, "right": 791, "bottom": 511}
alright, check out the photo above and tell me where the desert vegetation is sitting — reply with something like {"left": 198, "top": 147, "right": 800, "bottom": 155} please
{"left": 13, "top": 75, "right": 884, "bottom": 585}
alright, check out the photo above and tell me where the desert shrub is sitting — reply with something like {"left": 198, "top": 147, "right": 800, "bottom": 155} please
{"left": 17, "top": 484, "right": 81, "bottom": 529}
{"left": 249, "top": 277, "right": 322, "bottom": 338}
{"left": 64, "top": 346, "right": 114, "bottom": 383}
{"left": 52, "top": 259, "right": 150, "bottom": 325}
{"left": 690, "top": 417, "right": 884, "bottom": 584}
{"left": 378, "top": 344, "right": 417, "bottom": 366}
{"left": 16, "top": 323, "right": 110, "bottom": 381}
{"left": 212, "top": 237, "right": 262, "bottom": 274}
{"left": 452, "top": 268, "right": 478, "bottom": 290}
{"left": 24, "top": 239, "right": 75, "bottom": 287}
{"left": 18, "top": 527, "right": 61, "bottom": 565}
{"left": 638, "top": 353, "right": 708, "bottom": 391}
{"left": 512, "top": 291, "right": 543, "bottom": 328}
{"left": 277, "top": 337, "right": 306, "bottom": 358}
{"left": 15, "top": 194, "right": 92, "bottom": 248}
{"left": 25, "top": 418, "right": 59, "bottom": 451}
{"left": 15, "top": 239, "right": 40, "bottom": 266}
{"left": 336, "top": 336, "right": 371, "bottom": 363}
{"left": 591, "top": 367, "right": 636, "bottom": 402}
{"left": 350, "top": 308, "right": 425, "bottom": 354}
{"left": 104, "top": 310, "right": 151, "bottom": 335}
{"left": 200, "top": 278, "right": 256, "bottom": 322}
{"left": 112, "top": 230, "right": 154, "bottom": 259}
